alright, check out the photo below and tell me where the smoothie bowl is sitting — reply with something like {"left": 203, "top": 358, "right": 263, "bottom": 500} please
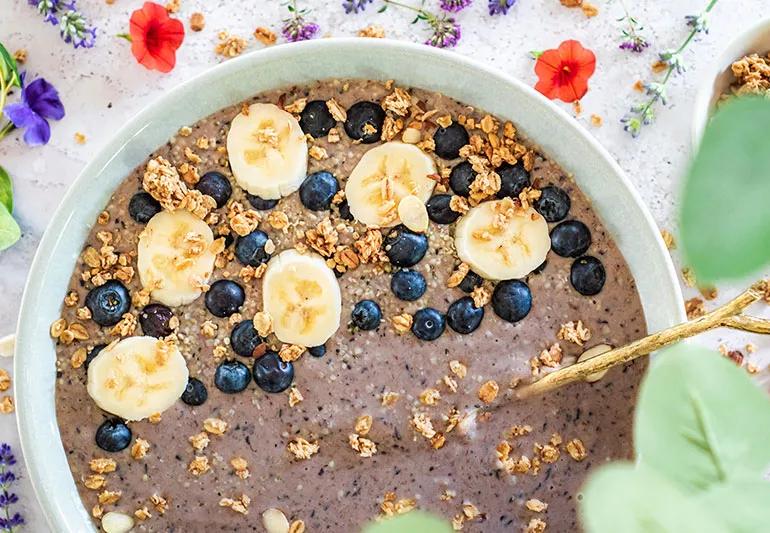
{"left": 14, "top": 39, "right": 684, "bottom": 533}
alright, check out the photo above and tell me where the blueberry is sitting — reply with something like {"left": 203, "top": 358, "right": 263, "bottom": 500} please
{"left": 299, "top": 171, "right": 340, "bottom": 211}
{"left": 426, "top": 194, "right": 460, "bottom": 225}
{"left": 390, "top": 269, "right": 427, "bottom": 301}
{"left": 128, "top": 192, "right": 161, "bottom": 224}
{"left": 138, "top": 304, "right": 174, "bottom": 338}
{"left": 84, "top": 344, "right": 106, "bottom": 370}
{"left": 235, "top": 229, "right": 271, "bottom": 267}
{"left": 230, "top": 320, "right": 264, "bottom": 357}
{"left": 496, "top": 163, "right": 530, "bottom": 199}
{"left": 411, "top": 307, "right": 446, "bottom": 341}
{"left": 181, "top": 377, "right": 208, "bottom": 406}
{"left": 220, "top": 232, "right": 235, "bottom": 249}
{"left": 534, "top": 186, "right": 570, "bottom": 223}
{"left": 85, "top": 280, "right": 131, "bottom": 327}
{"left": 384, "top": 225, "right": 428, "bottom": 267}
{"left": 344, "top": 101, "right": 385, "bottom": 143}
{"left": 492, "top": 280, "right": 532, "bottom": 323}
{"left": 449, "top": 161, "right": 476, "bottom": 197}
{"left": 299, "top": 100, "right": 337, "bottom": 138}
{"left": 458, "top": 270, "right": 483, "bottom": 293}
{"left": 95, "top": 419, "right": 132, "bottom": 452}
{"left": 196, "top": 171, "right": 232, "bottom": 208}
{"left": 205, "top": 280, "right": 245, "bottom": 317}
{"left": 570, "top": 256, "right": 606, "bottom": 296}
{"left": 351, "top": 299, "right": 382, "bottom": 331}
{"left": 550, "top": 220, "right": 591, "bottom": 258}
{"left": 214, "top": 360, "right": 251, "bottom": 393}
{"left": 338, "top": 200, "right": 353, "bottom": 221}
{"left": 253, "top": 351, "right": 294, "bottom": 393}
{"left": 446, "top": 297, "right": 484, "bottom": 334}
{"left": 308, "top": 345, "right": 327, "bottom": 358}
{"left": 433, "top": 121, "right": 469, "bottom": 160}
{"left": 246, "top": 194, "right": 279, "bottom": 211}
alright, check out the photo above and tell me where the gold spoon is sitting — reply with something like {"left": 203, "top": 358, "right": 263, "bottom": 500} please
{"left": 514, "top": 279, "right": 770, "bottom": 399}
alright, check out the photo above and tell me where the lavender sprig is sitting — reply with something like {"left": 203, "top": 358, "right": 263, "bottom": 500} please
{"left": 282, "top": 0, "right": 320, "bottom": 42}
{"left": 617, "top": 1, "right": 649, "bottom": 53}
{"left": 488, "top": 0, "right": 516, "bottom": 16}
{"left": 342, "top": 0, "right": 374, "bottom": 13}
{"left": 621, "top": 0, "right": 718, "bottom": 137}
{"left": 440, "top": 0, "right": 473, "bottom": 13}
{"left": 0, "top": 444, "right": 23, "bottom": 533}
{"left": 382, "top": 0, "right": 462, "bottom": 48}
{"left": 28, "top": 0, "right": 96, "bottom": 49}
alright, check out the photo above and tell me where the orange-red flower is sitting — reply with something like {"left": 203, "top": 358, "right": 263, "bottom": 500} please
{"left": 534, "top": 40, "right": 596, "bottom": 103}
{"left": 129, "top": 2, "right": 184, "bottom": 73}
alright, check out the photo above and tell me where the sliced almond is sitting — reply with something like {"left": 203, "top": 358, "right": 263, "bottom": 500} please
{"left": 397, "top": 195, "right": 429, "bottom": 233}
{"left": 577, "top": 344, "right": 612, "bottom": 382}
{"left": 262, "top": 508, "right": 290, "bottom": 533}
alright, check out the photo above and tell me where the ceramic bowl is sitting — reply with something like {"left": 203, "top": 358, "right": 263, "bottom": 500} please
{"left": 692, "top": 16, "right": 770, "bottom": 147}
{"left": 14, "top": 38, "right": 685, "bottom": 532}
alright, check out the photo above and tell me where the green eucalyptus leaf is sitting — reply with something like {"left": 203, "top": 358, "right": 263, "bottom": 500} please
{"left": 0, "top": 202, "right": 20, "bottom": 252}
{"left": 0, "top": 42, "right": 20, "bottom": 87}
{"left": 635, "top": 344, "right": 770, "bottom": 492}
{"left": 362, "top": 511, "right": 452, "bottom": 533}
{"left": 680, "top": 97, "right": 770, "bottom": 282}
{"left": 0, "top": 165, "right": 13, "bottom": 213}
{"left": 580, "top": 463, "right": 724, "bottom": 533}
{"left": 696, "top": 480, "right": 770, "bottom": 533}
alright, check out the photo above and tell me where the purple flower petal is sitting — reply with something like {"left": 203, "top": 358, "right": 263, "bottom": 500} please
{"left": 488, "top": 0, "right": 516, "bottom": 15}
{"left": 21, "top": 113, "right": 52, "bottom": 146}
{"left": 24, "top": 78, "right": 65, "bottom": 121}
{"left": 3, "top": 102, "right": 38, "bottom": 129}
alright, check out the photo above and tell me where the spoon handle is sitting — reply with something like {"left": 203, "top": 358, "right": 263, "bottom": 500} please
{"left": 515, "top": 280, "right": 769, "bottom": 399}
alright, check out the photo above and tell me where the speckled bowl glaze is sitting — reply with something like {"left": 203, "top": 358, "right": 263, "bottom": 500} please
{"left": 692, "top": 16, "right": 770, "bottom": 147}
{"left": 14, "top": 39, "right": 685, "bottom": 532}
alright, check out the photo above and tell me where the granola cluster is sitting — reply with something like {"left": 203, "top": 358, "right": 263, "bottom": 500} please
{"left": 497, "top": 430, "right": 588, "bottom": 479}
{"left": 728, "top": 53, "right": 770, "bottom": 98}
{"left": 143, "top": 157, "right": 216, "bottom": 219}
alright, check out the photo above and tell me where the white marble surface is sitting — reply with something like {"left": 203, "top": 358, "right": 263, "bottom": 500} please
{"left": 1, "top": 0, "right": 768, "bottom": 530}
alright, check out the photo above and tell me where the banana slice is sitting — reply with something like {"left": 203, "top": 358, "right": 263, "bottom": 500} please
{"left": 137, "top": 209, "right": 219, "bottom": 307}
{"left": 227, "top": 102, "right": 308, "bottom": 200}
{"left": 87, "top": 336, "right": 189, "bottom": 421}
{"left": 454, "top": 199, "right": 550, "bottom": 280}
{"left": 345, "top": 141, "right": 436, "bottom": 228}
{"left": 262, "top": 249, "right": 342, "bottom": 347}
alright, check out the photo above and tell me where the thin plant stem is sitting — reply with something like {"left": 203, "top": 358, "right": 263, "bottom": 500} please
{"left": 0, "top": 462, "right": 17, "bottom": 533}
{"left": 622, "top": 0, "right": 720, "bottom": 136}
{"left": 0, "top": 74, "right": 14, "bottom": 142}
{"left": 617, "top": 0, "right": 641, "bottom": 42}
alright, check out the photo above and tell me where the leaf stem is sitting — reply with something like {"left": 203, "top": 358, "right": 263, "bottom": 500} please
{"left": 0, "top": 73, "right": 9, "bottom": 118}
{"left": 516, "top": 279, "right": 768, "bottom": 399}
{"left": 0, "top": 121, "right": 14, "bottom": 142}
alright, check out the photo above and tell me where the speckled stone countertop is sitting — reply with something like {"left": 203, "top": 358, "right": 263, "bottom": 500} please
{"left": 0, "top": 0, "right": 768, "bottom": 530}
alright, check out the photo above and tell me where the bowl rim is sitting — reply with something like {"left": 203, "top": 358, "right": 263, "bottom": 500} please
{"left": 14, "top": 37, "right": 686, "bottom": 532}
{"left": 691, "top": 15, "right": 770, "bottom": 149}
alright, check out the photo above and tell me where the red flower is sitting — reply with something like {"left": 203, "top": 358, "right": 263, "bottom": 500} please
{"left": 129, "top": 2, "right": 185, "bottom": 73}
{"left": 534, "top": 40, "right": 596, "bottom": 103}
